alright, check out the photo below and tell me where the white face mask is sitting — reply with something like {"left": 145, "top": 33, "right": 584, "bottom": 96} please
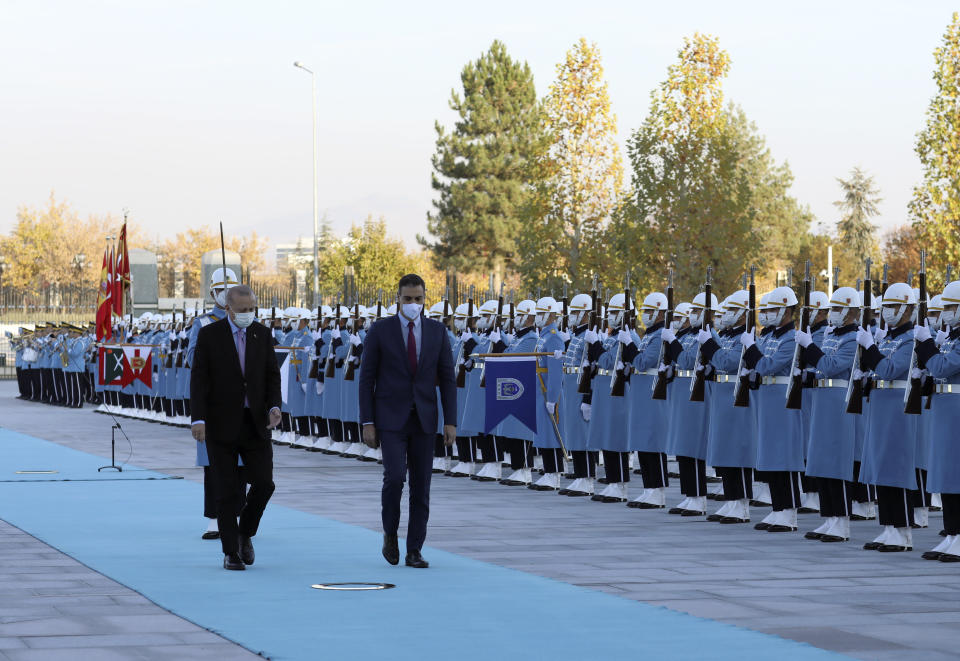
{"left": 401, "top": 303, "right": 423, "bottom": 320}
{"left": 535, "top": 313, "right": 548, "bottom": 328}
{"left": 769, "top": 307, "right": 786, "bottom": 328}
{"left": 720, "top": 309, "right": 739, "bottom": 329}
{"left": 942, "top": 308, "right": 958, "bottom": 327}
{"left": 213, "top": 289, "right": 227, "bottom": 307}
{"left": 568, "top": 312, "right": 584, "bottom": 328}
{"left": 688, "top": 311, "right": 703, "bottom": 328}
{"left": 827, "top": 309, "right": 847, "bottom": 327}
{"left": 607, "top": 312, "right": 620, "bottom": 328}
{"left": 670, "top": 318, "right": 683, "bottom": 332}
{"left": 641, "top": 310, "right": 657, "bottom": 327}
{"left": 882, "top": 306, "right": 903, "bottom": 327}
{"left": 454, "top": 318, "right": 466, "bottom": 331}
{"left": 232, "top": 311, "right": 255, "bottom": 328}
{"left": 757, "top": 310, "right": 772, "bottom": 327}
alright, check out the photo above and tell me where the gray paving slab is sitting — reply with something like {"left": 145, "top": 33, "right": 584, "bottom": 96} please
{"left": 3, "top": 381, "right": 960, "bottom": 660}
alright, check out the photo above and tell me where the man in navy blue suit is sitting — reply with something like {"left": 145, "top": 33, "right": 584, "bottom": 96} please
{"left": 359, "top": 274, "right": 457, "bottom": 568}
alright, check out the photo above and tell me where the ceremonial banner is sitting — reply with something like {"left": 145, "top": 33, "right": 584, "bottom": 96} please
{"left": 95, "top": 248, "right": 113, "bottom": 341}
{"left": 120, "top": 346, "right": 153, "bottom": 388}
{"left": 484, "top": 355, "right": 537, "bottom": 434}
{"left": 114, "top": 222, "right": 130, "bottom": 317}
{"left": 98, "top": 346, "right": 124, "bottom": 386}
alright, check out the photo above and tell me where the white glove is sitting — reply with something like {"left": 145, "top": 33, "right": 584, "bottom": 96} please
{"left": 349, "top": 334, "right": 362, "bottom": 347}
{"left": 558, "top": 330, "right": 570, "bottom": 343}
{"left": 169, "top": 331, "right": 176, "bottom": 341}
{"left": 873, "top": 326, "right": 887, "bottom": 344}
{"left": 584, "top": 327, "right": 599, "bottom": 344}
{"left": 311, "top": 330, "right": 321, "bottom": 340}
{"left": 489, "top": 329, "right": 501, "bottom": 344}
{"left": 914, "top": 323, "right": 931, "bottom": 343}
{"left": 936, "top": 329, "right": 949, "bottom": 346}
{"left": 615, "top": 360, "right": 625, "bottom": 372}
{"left": 856, "top": 326, "right": 875, "bottom": 349}
{"left": 350, "top": 355, "right": 360, "bottom": 365}
{"left": 617, "top": 329, "right": 633, "bottom": 345}
{"left": 697, "top": 328, "right": 712, "bottom": 345}
{"left": 315, "top": 381, "right": 324, "bottom": 395}
{"left": 739, "top": 331, "right": 755, "bottom": 348}
{"left": 823, "top": 325, "right": 834, "bottom": 338}
{"left": 461, "top": 328, "right": 472, "bottom": 342}
{"left": 910, "top": 367, "right": 924, "bottom": 379}
{"left": 661, "top": 327, "right": 676, "bottom": 344}
{"left": 456, "top": 358, "right": 465, "bottom": 368}
{"left": 553, "top": 350, "right": 563, "bottom": 360}
{"left": 580, "top": 402, "right": 592, "bottom": 422}
{"left": 178, "top": 330, "right": 187, "bottom": 340}
{"left": 795, "top": 328, "right": 812, "bottom": 348}
{"left": 300, "top": 383, "right": 307, "bottom": 393}
{"left": 503, "top": 332, "right": 516, "bottom": 344}
{"left": 545, "top": 401, "right": 556, "bottom": 416}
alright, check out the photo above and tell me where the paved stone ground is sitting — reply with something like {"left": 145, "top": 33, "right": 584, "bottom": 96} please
{"left": 2, "top": 380, "right": 960, "bottom": 660}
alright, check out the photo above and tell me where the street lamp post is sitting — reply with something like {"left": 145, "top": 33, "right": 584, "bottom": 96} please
{"left": 0, "top": 255, "right": 7, "bottom": 317}
{"left": 293, "top": 61, "right": 320, "bottom": 308}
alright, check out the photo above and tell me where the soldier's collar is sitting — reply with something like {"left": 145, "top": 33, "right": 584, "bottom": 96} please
{"left": 677, "top": 326, "right": 693, "bottom": 337}
{"left": 773, "top": 323, "right": 792, "bottom": 338}
{"left": 760, "top": 326, "right": 776, "bottom": 335}
{"left": 725, "top": 324, "right": 745, "bottom": 337}
{"left": 516, "top": 325, "right": 535, "bottom": 338}
{"left": 832, "top": 323, "right": 857, "bottom": 336}
{"left": 889, "top": 323, "right": 911, "bottom": 339}
{"left": 643, "top": 321, "right": 664, "bottom": 334}
{"left": 810, "top": 319, "right": 828, "bottom": 332}
{"left": 573, "top": 324, "right": 588, "bottom": 336}
{"left": 950, "top": 326, "right": 960, "bottom": 340}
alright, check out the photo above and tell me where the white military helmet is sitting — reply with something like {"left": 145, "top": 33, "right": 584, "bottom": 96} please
{"left": 940, "top": 280, "right": 960, "bottom": 327}
{"left": 453, "top": 302, "right": 470, "bottom": 331}
{"left": 671, "top": 301, "right": 693, "bottom": 331}
{"left": 880, "top": 282, "right": 914, "bottom": 328}
{"left": 606, "top": 293, "right": 633, "bottom": 329}
{"left": 927, "top": 294, "right": 944, "bottom": 328}
{"left": 688, "top": 291, "right": 719, "bottom": 328}
{"left": 639, "top": 292, "right": 668, "bottom": 329}
{"left": 321, "top": 305, "right": 335, "bottom": 319}
{"left": 427, "top": 301, "right": 447, "bottom": 319}
{"left": 764, "top": 285, "right": 798, "bottom": 328}
{"left": 828, "top": 286, "right": 860, "bottom": 326}
{"left": 720, "top": 290, "right": 749, "bottom": 329}
{"left": 476, "top": 299, "right": 499, "bottom": 330}
{"left": 209, "top": 267, "right": 239, "bottom": 307}
{"left": 535, "top": 296, "right": 560, "bottom": 328}
{"left": 283, "top": 307, "right": 301, "bottom": 321}
{"left": 338, "top": 306, "right": 352, "bottom": 319}
{"left": 514, "top": 299, "right": 537, "bottom": 326}
{"left": 808, "top": 290, "right": 829, "bottom": 313}
{"left": 386, "top": 303, "right": 397, "bottom": 316}
{"left": 567, "top": 293, "right": 592, "bottom": 327}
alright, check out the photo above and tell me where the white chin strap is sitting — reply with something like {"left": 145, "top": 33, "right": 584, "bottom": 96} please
{"left": 771, "top": 307, "right": 786, "bottom": 328}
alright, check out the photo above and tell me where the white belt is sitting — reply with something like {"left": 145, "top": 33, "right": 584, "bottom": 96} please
{"left": 817, "top": 379, "right": 848, "bottom": 389}
{"left": 563, "top": 366, "right": 581, "bottom": 374}
{"left": 936, "top": 383, "right": 960, "bottom": 394}
{"left": 760, "top": 376, "right": 791, "bottom": 386}
{"left": 639, "top": 368, "right": 658, "bottom": 376}
{"left": 873, "top": 379, "right": 909, "bottom": 390}
{"left": 714, "top": 374, "right": 736, "bottom": 383}
{"left": 675, "top": 370, "right": 695, "bottom": 378}
{"left": 596, "top": 369, "right": 613, "bottom": 376}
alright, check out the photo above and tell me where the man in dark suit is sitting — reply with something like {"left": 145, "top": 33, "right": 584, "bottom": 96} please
{"left": 360, "top": 274, "right": 457, "bottom": 568}
{"left": 191, "top": 285, "right": 282, "bottom": 571}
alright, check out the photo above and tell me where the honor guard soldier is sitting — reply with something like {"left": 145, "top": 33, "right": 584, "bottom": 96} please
{"left": 445, "top": 302, "right": 476, "bottom": 476}
{"left": 798, "top": 290, "right": 831, "bottom": 514}
{"left": 298, "top": 308, "right": 323, "bottom": 448}
{"left": 795, "top": 286, "right": 861, "bottom": 542}
{"left": 286, "top": 308, "right": 315, "bottom": 448}
{"left": 584, "top": 292, "right": 634, "bottom": 503}
{"left": 322, "top": 305, "right": 351, "bottom": 454}
{"left": 460, "top": 300, "right": 500, "bottom": 481}
{"left": 63, "top": 326, "right": 88, "bottom": 408}
{"left": 186, "top": 267, "right": 243, "bottom": 540}
{"left": 740, "top": 286, "right": 805, "bottom": 533}
{"left": 494, "top": 299, "right": 540, "bottom": 486}
{"left": 857, "top": 282, "right": 918, "bottom": 552}
{"left": 341, "top": 305, "right": 367, "bottom": 458}
{"left": 308, "top": 305, "right": 334, "bottom": 452}
{"left": 528, "top": 296, "right": 566, "bottom": 491}
{"left": 915, "top": 279, "right": 960, "bottom": 561}
{"left": 625, "top": 291, "right": 670, "bottom": 509}
{"left": 558, "top": 293, "right": 598, "bottom": 497}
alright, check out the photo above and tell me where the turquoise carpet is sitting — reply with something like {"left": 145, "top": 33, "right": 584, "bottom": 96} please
{"left": 0, "top": 428, "right": 844, "bottom": 660}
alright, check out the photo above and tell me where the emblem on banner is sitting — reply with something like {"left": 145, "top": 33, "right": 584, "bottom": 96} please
{"left": 496, "top": 377, "right": 524, "bottom": 401}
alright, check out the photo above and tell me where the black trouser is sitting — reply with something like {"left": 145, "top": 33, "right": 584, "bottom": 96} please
{"left": 454, "top": 437, "right": 473, "bottom": 463}
{"left": 849, "top": 461, "right": 872, "bottom": 503}
{"left": 571, "top": 450, "right": 598, "bottom": 478}
{"left": 801, "top": 472, "right": 819, "bottom": 494}
{"left": 30, "top": 369, "right": 42, "bottom": 400}
{"left": 203, "top": 465, "right": 248, "bottom": 519}
{"left": 912, "top": 468, "right": 932, "bottom": 507}
{"left": 941, "top": 493, "right": 960, "bottom": 536}
{"left": 295, "top": 415, "right": 310, "bottom": 436}
{"left": 877, "top": 485, "right": 914, "bottom": 528}
{"left": 310, "top": 416, "right": 328, "bottom": 437}
{"left": 67, "top": 372, "right": 83, "bottom": 408}
{"left": 540, "top": 448, "right": 565, "bottom": 474}
{"left": 53, "top": 368, "right": 66, "bottom": 403}
{"left": 345, "top": 421, "right": 360, "bottom": 444}
{"left": 677, "top": 456, "right": 707, "bottom": 497}
{"left": 280, "top": 412, "right": 292, "bottom": 433}
{"left": 767, "top": 471, "right": 802, "bottom": 511}
{"left": 817, "top": 477, "right": 852, "bottom": 518}
{"left": 602, "top": 451, "right": 630, "bottom": 483}
{"left": 41, "top": 368, "right": 54, "bottom": 402}
{"left": 716, "top": 466, "right": 754, "bottom": 500}
{"left": 636, "top": 451, "right": 668, "bottom": 489}
{"left": 328, "top": 418, "right": 344, "bottom": 442}
{"left": 505, "top": 438, "right": 530, "bottom": 470}
{"left": 206, "top": 412, "right": 275, "bottom": 555}
{"left": 476, "top": 434, "right": 500, "bottom": 463}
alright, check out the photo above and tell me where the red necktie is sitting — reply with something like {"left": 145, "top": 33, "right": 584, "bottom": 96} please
{"left": 407, "top": 321, "right": 417, "bottom": 375}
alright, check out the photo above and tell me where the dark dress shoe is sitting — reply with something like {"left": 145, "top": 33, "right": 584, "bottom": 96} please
{"left": 557, "top": 488, "right": 571, "bottom": 495}
{"left": 754, "top": 522, "right": 771, "bottom": 531}
{"left": 668, "top": 507, "right": 685, "bottom": 515}
{"left": 940, "top": 529, "right": 948, "bottom": 537}
{"left": 591, "top": 494, "right": 606, "bottom": 502}
{"left": 706, "top": 513, "right": 723, "bottom": 522}
{"left": 850, "top": 514, "right": 873, "bottom": 521}
{"left": 819, "top": 534, "right": 847, "bottom": 542}
{"left": 405, "top": 551, "right": 429, "bottom": 568}
{"left": 567, "top": 490, "right": 591, "bottom": 497}
{"left": 750, "top": 500, "right": 770, "bottom": 508}
{"left": 681, "top": 509, "right": 705, "bottom": 517}
{"left": 804, "top": 531, "right": 824, "bottom": 540}
{"left": 939, "top": 553, "right": 960, "bottom": 562}
{"left": 239, "top": 535, "right": 255, "bottom": 565}
{"left": 601, "top": 495, "right": 626, "bottom": 503}
{"left": 719, "top": 517, "right": 749, "bottom": 524}
{"left": 863, "top": 541, "right": 882, "bottom": 550}
{"left": 921, "top": 550, "right": 944, "bottom": 560}
{"left": 223, "top": 553, "right": 245, "bottom": 571}
{"left": 382, "top": 534, "right": 400, "bottom": 566}
{"left": 797, "top": 507, "right": 818, "bottom": 514}
{"left": 633, "top": 502, "right": 663, "bottom": 509}
{"left": 910, "top": 522, "right": 926, "bottom": 529}
{"left": 201, "top": 531, "right": 220, "bottom": 540}
{"left": 766, "top": 524, "right": 796, "bottom": 533}
{"left": 877, "top": 544, "right": 911, "bottom": 552}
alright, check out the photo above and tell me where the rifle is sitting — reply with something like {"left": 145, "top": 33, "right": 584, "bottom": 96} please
{"left": 324, "top": 295, "right": 341, "bottom": 378}
{"left": 733, "top": 266, "right": 757, "bottom": 407}
{"left": 343, "top": 300, "right": 362, "bottom": 381}
{"left": 577, "top": 275, "right": 600, "bottom": 394}
{"left": 651, "top": 268, "right": 675, "bottom": 400}
{"left": 610, "top": 271, "right": 632, "bottom": 397}
{"left": 845, "top": 259, "right": 872, "bottom": 414}
{"left": 561, "top": 283, "right": 569, "bottom": 334}
{"left": 479, "top": 284, "right": 504, "bottom": 389}
{"left": 904, "top": 250, "right": 927, "bottom": 414}
{"left": 376, "top": 289, "right": 383, "bottom": 320}
{"left": 456, "top": 286, "right": 474, "bottom": 388}
{"left": 689, "top": 266, "right": 714, "bottom": 402}
{"left": 833, "top": 266, "right": 841, "bottom": 288}
{"left": 786, "top": 260, "right": 812, "bottom": 409}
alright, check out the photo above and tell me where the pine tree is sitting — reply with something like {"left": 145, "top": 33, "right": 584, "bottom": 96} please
{"left": 833, "top": 167, "right": 881, "bottom": 270}
{"left": 910, "top": 12, "right": 960, "bottom": 283}
{"left": 517, "top": 39, "right": 624, "bottom": 291}
{"left": 419, "top": 41, "right": 547, "bottom": 284}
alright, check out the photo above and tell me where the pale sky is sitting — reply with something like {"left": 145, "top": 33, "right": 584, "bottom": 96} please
{"left": 1, "top": 1, "right": 955, "bottom": 260}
